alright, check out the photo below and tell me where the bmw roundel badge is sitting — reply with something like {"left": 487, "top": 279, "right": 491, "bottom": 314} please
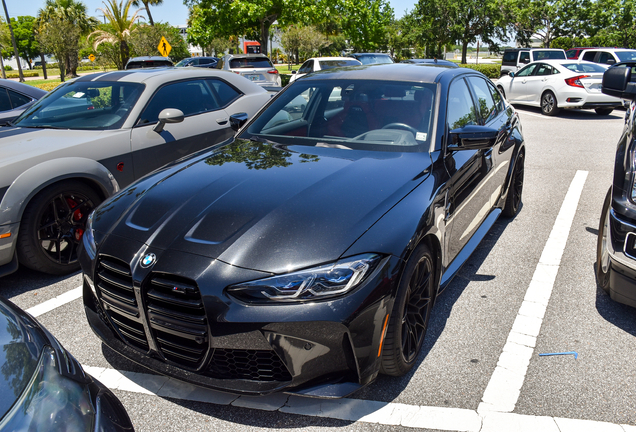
{"left": 140, "top": 253, "right": 156, "bottom": 268}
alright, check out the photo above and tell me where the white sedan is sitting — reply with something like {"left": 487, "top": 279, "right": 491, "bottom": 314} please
{"left": 289, "top": 57, "right": 362, "bottom": 83}
{"left": 496, "top": 59, "right": 622, "bottom": 116}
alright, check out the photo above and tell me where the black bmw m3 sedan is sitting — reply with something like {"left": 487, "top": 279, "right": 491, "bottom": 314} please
{"left": 79, "top": 63, "right": 525, "bottom": 398}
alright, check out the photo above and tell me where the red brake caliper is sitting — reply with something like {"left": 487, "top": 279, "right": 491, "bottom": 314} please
{"left": 67, "top": 198, "right": 84, "bottom": 241}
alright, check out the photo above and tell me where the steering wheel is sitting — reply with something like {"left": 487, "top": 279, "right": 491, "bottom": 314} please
{"left": 382, "top": 122, "right": 418, "bottom": 136}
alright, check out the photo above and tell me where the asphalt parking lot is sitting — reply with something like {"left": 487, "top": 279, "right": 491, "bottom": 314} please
{"left": 3, "top": 105, "right": 636, "bottom": 432}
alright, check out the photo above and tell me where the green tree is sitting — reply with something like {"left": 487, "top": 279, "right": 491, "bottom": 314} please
{"left": 37, "top": 0, "right": 98, "bottom": 77}
{"left": 131, "top": 0, "right": 163, "bottom": 26}
{"left": 37, "top": 16, "right": 81, "bottom": 80}
{"left": 10, "top": 17, "right": 39, "bottom": 69}
{"left": 185, "top": 0, "right": 324, "bottom": 55}
{"left": 128, "top": 22, "right": 189, "bottom": 61}
{"left": 88, "top": 0, "right": 143, "bottom": 69}
{"left": 338, "top": 0, "right": 393, "bottom": 52}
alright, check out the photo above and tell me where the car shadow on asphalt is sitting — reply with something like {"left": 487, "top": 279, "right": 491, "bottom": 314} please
{"left": 352, "top": 211, "right": 515, "bottom": 403}
{"left": 1, "top": 265, "right": 80, "bottom": 298}
{"left": 593, "top": 266, "right": 636, "bottom": 337}
{"left": 514, "top": 105, "right": 625, "bottom": 121}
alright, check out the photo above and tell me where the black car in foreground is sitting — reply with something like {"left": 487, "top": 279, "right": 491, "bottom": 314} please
{"left": 0, "top": 297, "right": 134, "bottom": 431}
{"left": 79, "top": 63, "right": 525, "bottom": 398}
{"left": 597, "top": 62, "right": 636, "bottom": 307}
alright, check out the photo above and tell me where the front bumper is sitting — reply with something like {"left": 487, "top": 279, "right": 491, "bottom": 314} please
{"left": 0, "top": 222, "right": 19, "bottom": 277}
{"left": 80, "top": 235, "right": 402, "bottom": 398}
{"left": 606, "top": 209, "right": 636, "bottom": 307}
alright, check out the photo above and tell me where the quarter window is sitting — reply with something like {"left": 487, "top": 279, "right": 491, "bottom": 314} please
{"left": 447, "top": 79, "right": 477, "bottom": 130}
{"left": 207, "top": 79, "right": 241, "bottom": 107}
{"left": 0, "top": 89, "right": 12, "bottom": 111}
{"left": 8, "top": 90, "right": 31, "bottom": 108}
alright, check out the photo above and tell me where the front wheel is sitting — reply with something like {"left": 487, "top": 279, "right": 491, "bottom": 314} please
{"left": 595, "top": 108, "right": 614, "bottom": 116}
{"left": 541, "top": 91, "right": 559, "bottom": 116}
{"left": 596, "top": 188, "right": 612, "bottom": 293}
{"left": 17, "top": 181, "right": 101, "bottom": 275}
{"left": 503, "top": 152, "right": 524, "bottom": 218}
{"left": 380, "top": 243, "right": 436, "bottom": 376}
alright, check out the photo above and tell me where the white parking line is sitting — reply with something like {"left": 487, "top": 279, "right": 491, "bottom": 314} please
{"left": 478, "top": 170, "right": 588, "bottom": 414}
{"left": 26, "top": 285, "right": 82, "bottom": 317}
{"left": 84, "top": 364, "right": 635, "bottom": 432}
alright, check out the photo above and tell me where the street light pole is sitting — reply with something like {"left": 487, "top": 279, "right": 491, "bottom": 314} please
{"left": 1, "top": 0, "right": 24, "bottom": 82}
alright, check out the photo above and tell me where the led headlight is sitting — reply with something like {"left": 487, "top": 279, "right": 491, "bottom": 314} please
{"left": 227, "top": 253, "right": 382, "bottom": 303}
{"left": 82, "top": 211, "right": 97, "bottom": 259}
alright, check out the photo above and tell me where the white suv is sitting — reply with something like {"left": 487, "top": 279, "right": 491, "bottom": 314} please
{"left": 580, "top": 48, "right": 636, "bottom": 66}
{"left": 500, "top": 48, "right": 567, "bottom": 76}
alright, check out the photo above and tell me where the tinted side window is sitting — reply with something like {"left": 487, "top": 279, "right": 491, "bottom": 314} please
{"left": 582, "top": 51, "right": 597, "bottom": 62}
{"left": 599, "top": 52, "right": 614, "bottom": 64}
{"left": 502, "top": 51, "right": 517, "bottom": 65}
{"left": 0, "top": 89, "right": 11, "bottom": 111}
{"left": 536, "top": 63, "right": 553, "bottom": 76}
{"left": 298, "top": 60, "right": 314, "bottom": 74}
{"left": 8, "top": 90, "right": 31, "bottom": 108}
{"left": 467, "top": 77, "right": 498, "bottom": 125}
{"left": 207, "top": 79, "right": 241, "bottom": 107}
{"left": 488, "top": 80, "right": 505, "bottom": 113}
{"left": 516, "top": 64, "right": 537, "bottom": 77}
{"left": 139, "top": 80, "right": 217, "bottom": 125}
{"left": 447, "top": 79, "right": 477, "bottom": 130}
{"left": 519, "top": 52, "right": 530, "bottom": 63}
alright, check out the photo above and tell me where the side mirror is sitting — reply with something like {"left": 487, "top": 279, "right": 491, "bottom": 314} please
{"left": 602, "top": 64, "right": 636, "bottom": 100}
{"left": 509, "top": 71, "right": 515, "bottom": 78}
{"left": 607, "top": 58, "right": 616, "bottom": 65}
{"left": 230, "top": 112, "right": 249, "bottom": 131}
{"left": 291, "top": 70, "right": 297, "bottom": 74}
{"left": 449, "top": 125, "right": 498, "bottom": 150}
{"left": 153, "top": 108, "right": 184, "bottom": 133}
{"left": 521, "top": 58, "right": 530, "bottom": 64}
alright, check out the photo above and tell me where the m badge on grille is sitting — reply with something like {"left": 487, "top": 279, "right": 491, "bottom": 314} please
{"left": 140, "top": 253, "right": 156, "bottom": 268}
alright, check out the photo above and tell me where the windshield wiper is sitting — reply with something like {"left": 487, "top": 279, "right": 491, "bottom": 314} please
{"left": 20, "top": 125, "right": 65, "bottom": 129}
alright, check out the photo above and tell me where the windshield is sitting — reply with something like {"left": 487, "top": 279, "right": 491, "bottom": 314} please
{"left": 229, "top": 57, "right": 273, "bottom": 68}
{"left": 533, "top": 50, "right": 566, "bottom": 60}
{"left": 562, "top": 62, "right": 607, "bottom": 73}
{"left": 616, "top": 51, "right": 636, "bottom": 61}
{"left": 319, "top": 60, "right": 361, "bottom": 69}
{"left": 357, "top": 55, "right": 393, "bottom": 65}
{"left": 13, "top": 81, "right": 144, "bottom": 130}
{"left": 241, "top": 79, "right": 436, "bottom": 152}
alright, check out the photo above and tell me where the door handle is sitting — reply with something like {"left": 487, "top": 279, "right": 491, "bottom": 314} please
{"left": 216, "top": 117, "right": 228, "bottom": 125}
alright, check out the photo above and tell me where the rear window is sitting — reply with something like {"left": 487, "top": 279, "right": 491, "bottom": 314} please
{"left": 532, "top": 50, "right": 566, "bottom": 60}
{"left": 356, "top": 55, "right": 393, "bottom": 65}
{"left": 562, "top": 62, "right": 607, "bottom": 73}
{"left": 319, "top": 60, "right": 361, "bottom": 69}
{"left": 229, "top": 57, "right": 273, "bottom": 68}
{"left": 126, "top": 60, "right": 173, "bottom": 69}
{"left": 502, "top": 51, "right": 519, "bottom": 65}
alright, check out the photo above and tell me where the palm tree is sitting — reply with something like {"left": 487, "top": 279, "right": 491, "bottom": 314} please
{"left": 37, "top": 0, "right": 98, "bottom": 77}
{"left": 89, "top": 0, "right": 143, "bottom": 69}
{"left": 131, "top": 0, "right": 162, "bottom": 26}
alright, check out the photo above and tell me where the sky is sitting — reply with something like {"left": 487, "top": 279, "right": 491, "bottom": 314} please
{"left": 7, "top": 0, "right": 417, "bottom": 26}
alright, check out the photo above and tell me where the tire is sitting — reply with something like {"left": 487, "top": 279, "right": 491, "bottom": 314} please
{"left": 17, "top": 181, "right": 101, "bottom": 275}
{"left": 541, "top": 91, "right": 559, "bottom": 116}
{"left": 595, "top": 108, "right": 614, "bottom": 116}
{"left": 380, "top": 243, "right": 436, "bottom": 376}
{"left": 596, "top": 188, "right": 612, "bottom": 294}
{"left": 497, "top": 86, "right": 506, "bottom": 99}
{"left": 502, "top": 151, "right": 524, "bottom": 218}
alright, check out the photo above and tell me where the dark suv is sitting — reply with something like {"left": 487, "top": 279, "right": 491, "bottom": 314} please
{"left": 597, "top": 62, "right": 636, "bottom": 307}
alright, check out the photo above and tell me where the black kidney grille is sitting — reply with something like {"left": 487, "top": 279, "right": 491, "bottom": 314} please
{"left": 96, "top": 256, "right": 148, "bottom": 351}
{"left": 145, "top": 274, "right": 209, "bottom": 368}
{"left": 207, "top": 349, "right": 292, "bottom": 382}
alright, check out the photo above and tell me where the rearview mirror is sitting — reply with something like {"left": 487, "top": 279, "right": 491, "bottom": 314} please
{"left": 153, "top": 108, "right": 184, "bottom": 133}
{"left": 602, "top": 63, "right": 636, "bottom": 100}
{"left": 449, "top": 125, "right": 498, "bottom": 150}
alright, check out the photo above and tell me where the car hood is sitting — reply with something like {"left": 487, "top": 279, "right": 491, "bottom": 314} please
{"left": 94, "top": 139, "right": 431, "bottom": 274}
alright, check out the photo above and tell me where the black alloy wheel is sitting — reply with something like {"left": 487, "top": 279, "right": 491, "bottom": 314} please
{"left": 541, "top": 91, "right": 559, "bottom": 116}
{"left": 596, "top": 187, "right": 612, "bottom": 293}
{"left": 18, "top": 181, "right": 101, "bottom": 275}
{"left": 381, "top": 243, "right": 435, "bottom": 376}
{"left": 503, "top": 152, "right": 524, "bottom": 218}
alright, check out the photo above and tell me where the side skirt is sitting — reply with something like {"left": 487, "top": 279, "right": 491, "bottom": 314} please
{"left": 439, "top": 208, "right": 502, "bottom": 292}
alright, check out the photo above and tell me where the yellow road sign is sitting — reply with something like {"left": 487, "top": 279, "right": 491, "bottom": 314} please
{"left": 158, "top": 36, "right": 172, "bottom": 57}
{"left": 89, "top": 54, "right": 95, "bottom": 62}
